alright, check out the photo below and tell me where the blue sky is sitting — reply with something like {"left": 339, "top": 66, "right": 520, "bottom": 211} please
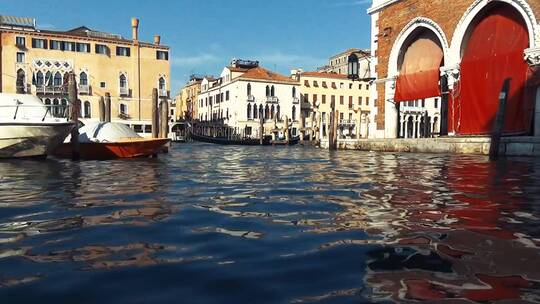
{"left": 1, "top": 0, "right": 372, "bottom": 93}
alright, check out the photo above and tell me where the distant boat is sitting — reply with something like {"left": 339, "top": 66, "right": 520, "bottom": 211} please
{"left": 0, "top": 93, "right": 74, "bottom": 159}
{"left": 191, "top": 133, "right": 272, "bottom": 146}
{"left": 54, "top": 122, "right": 170, "bottom": 160}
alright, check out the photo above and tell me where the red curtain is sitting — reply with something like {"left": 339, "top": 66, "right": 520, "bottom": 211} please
{"left": 456, "top": 6, "right": 531, "bottom": 135}
{"left": 394, "top": 34, "right": 444, "bottom": 102}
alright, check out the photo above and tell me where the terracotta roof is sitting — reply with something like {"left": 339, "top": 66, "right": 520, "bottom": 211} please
{"left": 227, "top": 66, "right": 250, "bottom": 73}
{"left": 300, "top": 71, "right": 349, "bottom": 80}
{"left": 238, "top": 67, "right": 298, "bottom": 84}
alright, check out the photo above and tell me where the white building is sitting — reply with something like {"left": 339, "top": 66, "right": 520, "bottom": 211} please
{"left": 197, "top": 60, "right": 301, "bottom": 139}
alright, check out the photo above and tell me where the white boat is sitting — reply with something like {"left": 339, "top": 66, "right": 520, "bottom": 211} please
{"left": 0, "top": 93, "right": 74, "bottom": 158}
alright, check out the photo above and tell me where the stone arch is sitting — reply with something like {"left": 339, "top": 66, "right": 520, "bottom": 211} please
{"left": 388, "top": 17, "right": 450, "bottom": 79}
{"left": 449, "top": 0, "right": 539, "bottom": 66}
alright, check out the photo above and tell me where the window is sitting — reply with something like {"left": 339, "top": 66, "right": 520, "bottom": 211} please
{"left": 31, "top": 38, "right": 47, "bottom": 49}
{"left": 156, "top": 51, "right": 169, "bottom": 60}
{"left": 322, "top": 95, "right": 326, "bottom": 104}
{"left": 62, "top": 41, "right": 75, "bottom": 51}
{"left": 313, "top": 94, "right": 317, "bottom": 103}
{"left": 116, "top": 46, "right": 131, "bottom": 57}
{"left": 276, "top": 105, "right": 280, "bottom": 119}
{"left": 16, "top": 69, "right": 25, "bottom": 93}
{"left": 120, "top": 74, "right": 127, "bottom": 88}
{"left": 358, "top": 96, "right": 363, "bottom": 106}
{"left": 84, "top": 101, "right": 91, "bottom": 118}
{"left": 340, "top": 113, "right": 344, "bottom": 120}
{"left": 340, "top": 83, "right": 344, "bottom": 89}
{"left": 246, "top": 127, "right": 252, "bottom": 136}
{"left": 247, "top": 104, "right": 252, "bottom": 119}
{"left": 292, "top": 106, "right": 296, "bottom": 121}
{"left": 226, "top": 91, "right": 229, "bottom": 101}
{"left": 434, "top": 98, "right": 439, "bottom": 108}
{"left": 313, "top": 81, "right": 319, "bottom": 87}
{"left": 159, "top": 77, "right": 166, "bottom": 90}
{"left": 100, "top": 82, "right": 106, "bottom": 88}
{"left": 266, "top": 85, "right": 270, "bottom": 97}
{"left": 340, "top": 96, "right": 344, "bottom": 105}
{"left": 53, "top": 72, "right": 62, "bottom": 86}
{"left": 253, "top": 104, "right": 258, "bottom": 119}
{"left": 366, "top": 84, "right": 370, "bottom": 90}
{"left": 366, "top": 97, "right": 370, "bottom": 106}
{"left": 50, "top": 40, "right": 62, "bottom": 50}
{"left": 36, "top": 71, "right": 44, "bottom": 86}
{"left": 79, "top": 72, "right": 88, "bottom": 86}
{"left": 247, "top": 83, "right": 252, "bottom": 96}
{"left": 270, "top": 85, "right": 275, "bottom": 97}
{"left": 349, "top": 96, "right": 353, "bottom": 109}
{"left": 120, "top": 103, "right": 128, "bottom": 115}
{"left": 322, "top": 81, "right": 327, "bottom": 88}
{"left": 16, "top": 52, "right": 25, "bottom": 63}
{"left": 421, "top": 99, "right": 426, "bottom": 107}
{"left": 96, "top": 44, "right": 109, "bottom": 55}
{"left": 76, "top": 43, "right": 90, "bottom": 53}
{"left": 292, "top": 87, "right": 296, "bottom": 98}
{"left": 15, "top": 36, "right": 25, "bottom": 47}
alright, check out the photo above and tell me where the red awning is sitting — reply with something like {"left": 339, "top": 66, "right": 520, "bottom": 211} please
{"left": 455, "top": 5, "right": 532, "bottom": 135}
{"left": 394, "top": 33, "right": 443, "bottom": 102}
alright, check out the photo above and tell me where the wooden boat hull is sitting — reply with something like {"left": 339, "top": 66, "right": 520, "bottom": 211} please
{"left": 192, "top": 134, "right": 272, "bottom": 146}
{"left": 53, "top": 138, "right": 170, "bottom": 160}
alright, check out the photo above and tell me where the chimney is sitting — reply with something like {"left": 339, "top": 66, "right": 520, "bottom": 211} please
{"left": 131, "top": 17, "right": 139, "bottom": 41}
{"left": 153, "top": 35, "right": 161, "bottom": 45}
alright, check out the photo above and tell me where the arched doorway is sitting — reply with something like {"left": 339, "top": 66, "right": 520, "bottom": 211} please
{"left": 456, "top": 3, "right": 532, "bottom": 135}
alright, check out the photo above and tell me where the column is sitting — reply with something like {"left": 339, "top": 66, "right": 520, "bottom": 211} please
{"left": 412, "top": 116, "right": 417, "bottom": 139}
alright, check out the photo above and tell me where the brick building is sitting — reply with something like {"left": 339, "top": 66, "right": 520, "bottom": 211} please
{"left": 367, "top": 0, "right": 540, "bottom": 139}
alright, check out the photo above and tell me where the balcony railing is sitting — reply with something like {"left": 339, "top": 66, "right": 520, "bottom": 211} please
{"left": 339, "top": 119, "right": 357, "bottom": 127}
{"left": 78, "top": 84, "right": 90, "bottom": 94}
{"left": 16, "top": 84, "right": 31, "bottom": 94}
{"left": 118, "top": 112, "right": 130, "bottom": 120}
{"left": 119, "top": 87, "right": 129, "bottom": 96}
{"left": 35, "top": 85, "right": 65, "bottom": 95}
{"left": 247, "top": 95, "right": 255, "bottom": 102}
{"left": 159, "top": 89, "right": 168, "bottom": 97}
{"left": 266, "top": 96, "right": 279, "bottom": 104}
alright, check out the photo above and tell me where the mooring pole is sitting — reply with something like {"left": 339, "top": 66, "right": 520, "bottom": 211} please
{"left": 328, "top": 100, "right": 335, "bottom": 150}
{"left": 99, "top": 96, "right": 105, "bottom": 122}
{"left": 160, "top": 98, "right": 168, "bottom": 139}
{"left": 104, "top": 93, "right": 111, "bottom": 123}
{"left": 259, "top": 117, "right": 264, "bottom": 145}
{"left": 152, "top": 88, "right": 159, "bottom": 139}
{"left": 440, "top": 74, "right": 449, "bottom": 136}
{"left": 68, "top": 73, "right": 80, "bottom": 161}
{"left": 489, "top": 78, "right": 512, "bottom": 161}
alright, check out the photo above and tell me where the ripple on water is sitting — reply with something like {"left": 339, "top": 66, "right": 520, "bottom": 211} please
{"left": 0, "top": 144, "right": 539, "bottom": 303}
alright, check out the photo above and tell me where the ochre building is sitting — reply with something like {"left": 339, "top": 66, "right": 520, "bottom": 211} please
{"left": 0, "top": 15, "right": 170, "bottom": 131}
{"left": 368, "top": 0, "right": 540, "bottom": 138}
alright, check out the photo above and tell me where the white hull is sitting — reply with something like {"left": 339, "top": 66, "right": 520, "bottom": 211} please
{"left": 0, "top": 122, "right": 74, "bottom": 158}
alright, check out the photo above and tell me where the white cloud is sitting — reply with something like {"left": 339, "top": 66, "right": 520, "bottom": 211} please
{"left": 38, "top": 23, "right": 56, "bottom": 30}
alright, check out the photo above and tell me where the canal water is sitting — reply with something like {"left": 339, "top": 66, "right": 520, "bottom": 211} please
{"left": 0, "top": 143, "right": 539, "bottom": 303}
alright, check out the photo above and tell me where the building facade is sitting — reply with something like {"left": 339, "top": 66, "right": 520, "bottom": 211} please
{"left": 368, "top": 0, "right": 540, "bottom": 138}
{"left": 294, "top": 71, "right": 374, "bottom": 141}
{"left": 174, "top": 76, "right": 203, "bottom": 121}
{"left": 0, "top": 15, "right": 171, "bottom": 133}
{"left": 197, "top": 60, "right": 301, "bottom": 139}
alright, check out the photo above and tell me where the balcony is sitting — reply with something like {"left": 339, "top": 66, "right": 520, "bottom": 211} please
{"left": 266, "top": 96, "right": 279, "bottom": 104}
{"left": 119, "top": 86, "right": 129, "bottom": 97}
{"left": 16, "top": 84, "right": 31, "bottom": 94}
{"left": 35, "top": 85, "right": 65, "bottom": 95}
{"left": 78, "top": 84, "right": 90, "bottom": 94}
{"left": 247, "top": 95, "right": 255, "bottom": 102}
{"left": 118, "top": 112, "right": 130, "bottom": 120}
{"left": 339, "top": 119, "right": 356, "bottom": 127}
{"left": 159, "top": 89, "right": 168, "bottom": 97}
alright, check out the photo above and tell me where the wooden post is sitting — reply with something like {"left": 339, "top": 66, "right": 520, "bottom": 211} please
{"left": 489, "top": 78, "right": 512, "bottom": 161}
{"left": 104, "top": 93, "right": 111, "bottom": 123}
{"left": 396, "top": 102, "right": 401, "bottom": 138}
{"left": 160, "top": 98, "right": 169, "bottom": 139}
{"left": 68, "top": 73, "right": 80, "bottom": 161}
{"left": 152, "top": 88, "right": 159, "bottom": 138}
{"left": 99, "top": 96, "right": 106, "bottom": 122}
{"left": 333, "top": 110, "right": 339, "bottom": 149}
{"left": 440, "top": 74, "right": 449, "bottom": 136}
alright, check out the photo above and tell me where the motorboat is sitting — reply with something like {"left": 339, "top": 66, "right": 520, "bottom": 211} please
{"left": 53, "top": 122, "right": 170, "bottom": 160}
{"left": 0, "top": 93, "right": 74, "bottom": 158}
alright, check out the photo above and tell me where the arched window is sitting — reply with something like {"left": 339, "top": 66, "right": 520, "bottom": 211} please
{"left": 292, "top": 87, "right": 296, "bottom": 98}
{"left": 259, "top": 105, "right": 264, "bottom": 119}
{"left": 265, "top": 105, "right": 270, "bottom": 120}
{"left": 247, "top": 104, "right": 252, "bottom": 119}
{"left": 36, "top": 71, "right": 44, "bottom": 86}
{"left": 159, "top": 77, "right": 166, "bottom": 90}
{"left": 52, "top": 99, "right": 60, "bottom": 117}
{"left": 271, "top": 85, "right": 275, "bottom": 97}
{"left": 44, "top": 98, "right": 51, "bottom": 112}
{"left": 292, "top": 105, "right": 296, "bottom": 121}
{"left": 247, "top": 83, "right": 252, "bottom": 96}
{"left": 45, "top": 71, "right": 52, "bottom": 87}
{"left": 79, "top": 72, "right": 88, "bottom": 86}
{"left": 276, "top": 105, "right": 280, "bottom": 120}
{"left": 84, "top": 101, "right": 91, "bottom": 118}
{"left": 16, "top": 69, "right": 25, "bottom": 93}
{"left": 53, "top": 72, "right": 62, "bottom": 87}
{"left": 119, "top": 74, "right": 127, "bottom": 88}
{"left": 266, "top": 85, "right": 270, "bottom": 97}
{"left": 271, "top": 105, "right": 275, "bottom": 119}
{"left": 253, "top": 104, "right": 258, "bottom": 119}
{"left": 61, "top": 99, "right": 68, "bottom": 117}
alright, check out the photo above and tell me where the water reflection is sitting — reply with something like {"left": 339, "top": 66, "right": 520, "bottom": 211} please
{"left": 0, "top": 145, "right": 539, "bottom": 303}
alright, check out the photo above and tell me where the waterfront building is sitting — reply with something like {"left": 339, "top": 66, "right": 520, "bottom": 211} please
{"left": 293, "top": 71, "right": 374, "bottom": 141}
{"left": 317, "top": 48, "right": 371, "bottom": 79}
{"left": 367, "top": 0, "right": 540, "bottom": 139}
{"left": 174, "top": 75, "right": 203, "bottom": 121}
{"left": 0, "top": 15, "right": 171, "bottom": 135}
{"left": 197, "top": 59, "right": 301, "bottom": 139}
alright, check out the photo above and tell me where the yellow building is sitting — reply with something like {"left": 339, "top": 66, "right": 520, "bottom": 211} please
{"left": 174, "top": 76, "right": 203, "bottom": 121}
{"left": 0, "top": 15, "right": 170, "bottom": 133}
{"left": 295, "top": 71, "right": 373, "bottom": 140}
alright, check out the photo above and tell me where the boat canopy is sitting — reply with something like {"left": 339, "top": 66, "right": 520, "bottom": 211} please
{"left": 0, "top": 93, "right": 51, "bottom": 122}
{"left": 77, "top": 122, "right": 141, "bottom": 143}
